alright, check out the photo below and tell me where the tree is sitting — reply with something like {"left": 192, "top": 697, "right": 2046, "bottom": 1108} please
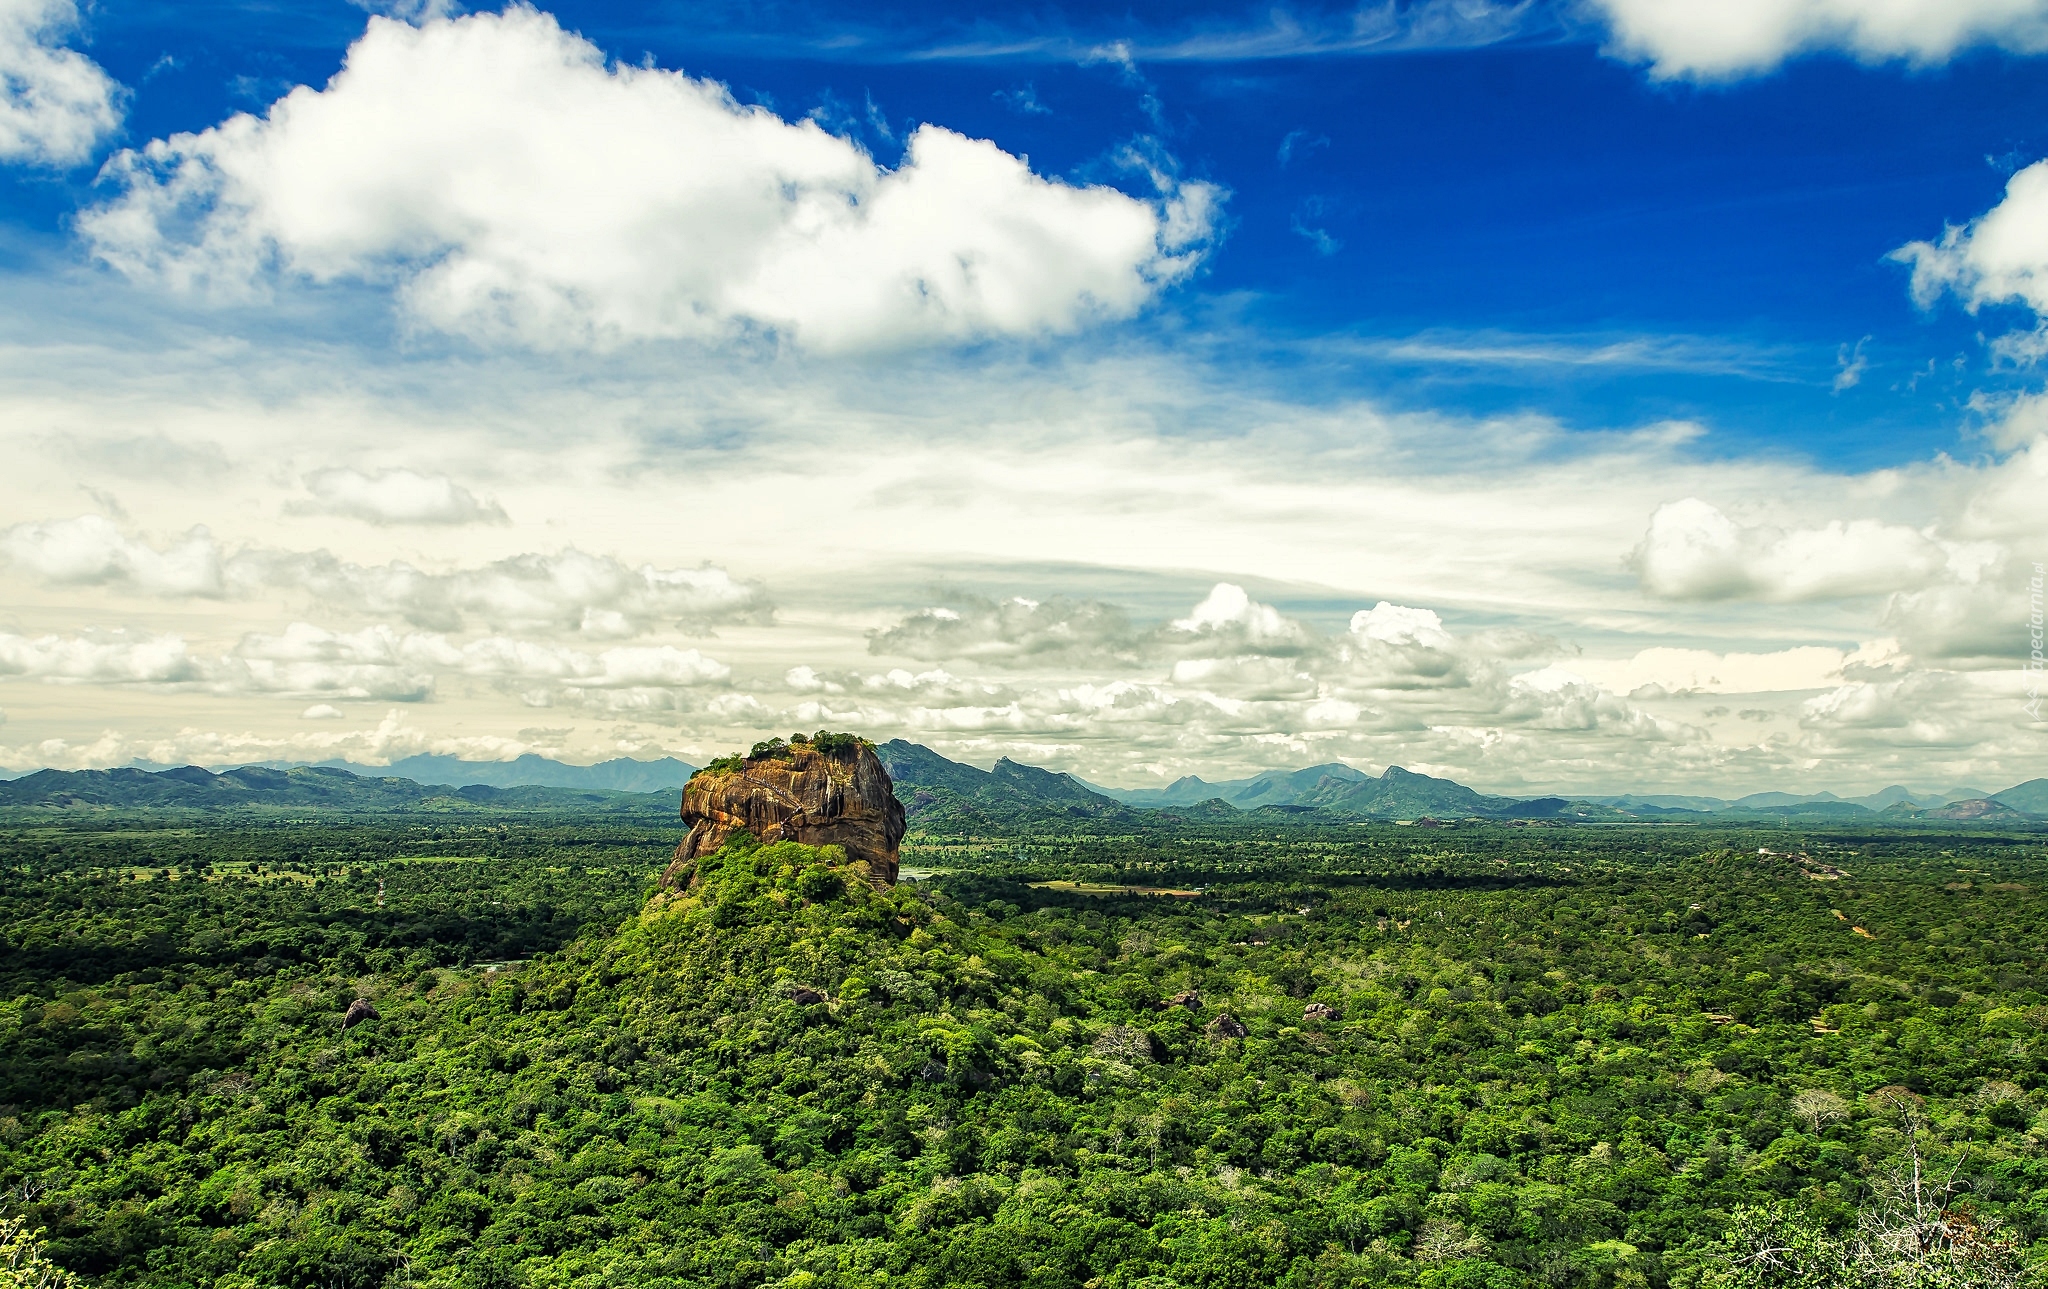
{"left": 1712, "top": 1095, "right": 2030, "bottom": 1289}
{"left": 0, "top": 1217, "right": 81, "bottom": 1289}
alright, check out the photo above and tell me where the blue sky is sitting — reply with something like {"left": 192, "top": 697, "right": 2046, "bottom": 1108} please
{"left": 18, "top": 0, "right": 2043, "bottom": 463}
{"left": 19, "top": 0, "right": 2048, "bottom": 456}
{"left": 0, "top": 0, "right": 2044, "bottom": 792}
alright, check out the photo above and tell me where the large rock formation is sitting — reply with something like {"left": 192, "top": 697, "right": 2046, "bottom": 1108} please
{"left": 667, "top": 735, "right": 906, "bottom": 886}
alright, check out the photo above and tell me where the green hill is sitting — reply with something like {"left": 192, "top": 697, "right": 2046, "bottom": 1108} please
{"left": 1881, "top": 796, "right": 2036, "bottom": 824}
{"left": 877, "top": 740, "right": 1135, "bottom": 831}
{"left": 1994, "top": 778, "right": 2048, "bottom": 815}
{"left": 1290, "top": 764, "right": 1486, "bottom": 817}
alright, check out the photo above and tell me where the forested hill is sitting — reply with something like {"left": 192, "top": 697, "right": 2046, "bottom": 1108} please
{"left": 1289, "top": 766, "right": 1567, "bottom": 821}
{"left": 876, "top": 740, "right": 1137, "bottom": 830}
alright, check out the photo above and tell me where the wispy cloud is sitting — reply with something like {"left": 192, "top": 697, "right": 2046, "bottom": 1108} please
{"left": 991, "top": 82, "right": 1050, "bottom": 115}
{"left": 1314, "top": 329, "right": 1809, "bottom": 380}
{"left": 1276, "top": 129, "right": 1330, "bottom": 167}
{"left": 1290, "top": 213, "right": 1342, "bottom": 256}
{"left": 945, "top": 3, "right": 1557, "bottom": 63}
{"left": 287, "top": 468, "right": 507, "bottom": 526}
{"left": 663, "top": 1, "right": 1564, "bottom": 66}
{"left": 1833, "top": 336, "right": 1871, "bottom": 392}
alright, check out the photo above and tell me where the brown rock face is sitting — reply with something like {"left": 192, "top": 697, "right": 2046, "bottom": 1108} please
{"left": 1207, "top": 1013, "right": 1249, "bottom": 1041}
{"left": 667, "top": 738, "right": 906, "bottom": 886}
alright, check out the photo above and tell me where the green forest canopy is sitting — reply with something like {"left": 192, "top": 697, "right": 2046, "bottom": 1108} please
{"left": 0, "top": 813, "right": 2045, "bottom": 1287}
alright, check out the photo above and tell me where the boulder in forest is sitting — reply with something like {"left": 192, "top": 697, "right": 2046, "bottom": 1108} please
{"left": 1302, "top": 1002, "right": 1339, "bottom": 1022}
{"left": 1162, "top": 990, "right": 1202, "bottom": 1011}
{"left": 341, "top": 999, "right": 380, "bottom": 1029}
{"left": 1207, "top": 1013, "right": 1249, "bottom": 1041}
{"left": 787, "top": 986, "right": 827, "bottom": 1006}
{"left": 666, "top": 733, "right": 906, "bottom": 887}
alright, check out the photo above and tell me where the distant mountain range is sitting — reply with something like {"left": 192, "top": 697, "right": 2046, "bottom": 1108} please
{"left": 215, "top": 753, "right": 699, "bottom": 793}
{"left": 1085, "top": 763, "right": 1372, "bottom": 809}
{"left": 883, "top": 751, "right": 1592, "bottom": 826}
{"left": 0, "top": 764, "right": 679, "bottom": 814}
{"left": 1586, "top": 781, "right": 2048, "bottom": 823}
{"left": 1, "top": 753, "right": 697, "bottom": 793}
{"left": 1081, "top": 763, "right": 2048, "bottom": 825}
{"left": 2, "top": 744, "right": 2042, "bottom": 828}
{"left": 1594, "top": 785, "right": 1986, "bottom": 812}
{"left": 1081, "top": 763, "right": 1571, "bottom": 820}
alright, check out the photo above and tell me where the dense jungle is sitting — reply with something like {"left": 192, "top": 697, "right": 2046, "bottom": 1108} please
{"left": 2, "top": 805, "right": 2047, "bottom": 1288}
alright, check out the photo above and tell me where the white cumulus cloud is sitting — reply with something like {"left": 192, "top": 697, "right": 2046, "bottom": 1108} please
{"left": 0, "top": 630, "right": 204, "bottom": 685}
{"left": 1895, "top": 160, "right": 2048, "bottom": 336}
{"left": 1167, "top": 582, "right": 1313, "bottom": 654}
{"left": 1505, "top": 666, "right": 1697, "bottom": 739}
{"left": 1795, "top": 671, "right": 2014, "bottom": 752}
{"left": 867, "top": 595, "right": 1146, "bottom": 667}
{"left": 1341, "top": 602, "right": 1469, "bottom": 688}
{"left": 0, "top": 516, "right": 768, "bottom": 633}
{"left": 80, "top": 6, "right": 1217, "bottom": 351}
{"left": 0, "top": 514, "right": 225, "bottom": 596}
{"left": 1586, "top": 0, "right": 2048, "bottom": 80}
{"left": 0, "top": 708, "right": 542, "bottom": 773}
{"left": 248, "top": 548, "right": 767, "bottom": 634}
{"left": 289, "top": 468, "right": 508, "bottom": 525}
{"left": 232, "top": 622, "right": 730, "bottom": 691}
{"left": 0, "top": 0, "right": 122, "bottom": 166}
{"left": 0, "top": 626, "right": 436, "bottom": 700}
{"left": 0, "top": 620, "right": 732, "bottom": 704}
{"left": 1628, "top": 497, "right": 1988, "bottom": 602}
{"left": 1880, "top": 577, "right": 2028, "bottom": 665}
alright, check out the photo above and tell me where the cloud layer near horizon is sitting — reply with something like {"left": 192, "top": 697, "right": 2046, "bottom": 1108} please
{"left": 0, "top": 515, "right": 767, "bottom": 633}
{"left": 1, "top": 342, "right": 2040, "bottom": 795}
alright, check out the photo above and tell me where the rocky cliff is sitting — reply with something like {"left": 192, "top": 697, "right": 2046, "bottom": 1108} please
{"left": 666, "top": 735, "right": 906, "bottom": 886}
